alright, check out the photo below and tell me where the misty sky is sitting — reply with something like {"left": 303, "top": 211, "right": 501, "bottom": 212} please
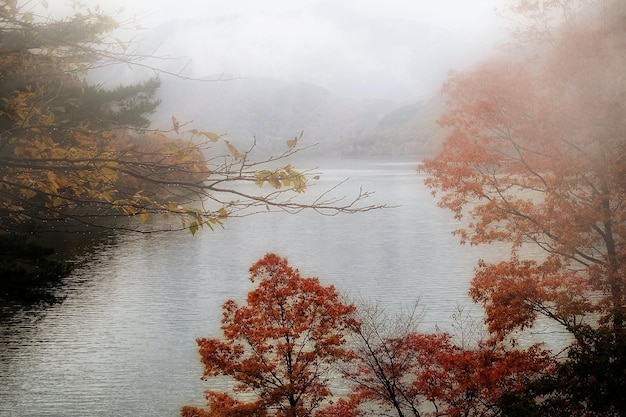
{"left": 41, "top": 0, "right": 507, "bottom": 101}
{"left": 126, "top": 0, "right": 500, "bottom": 32}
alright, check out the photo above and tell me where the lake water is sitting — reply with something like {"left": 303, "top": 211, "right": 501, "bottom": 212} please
{"left": 0, "top": 159, "right": 553, "bottom": 416}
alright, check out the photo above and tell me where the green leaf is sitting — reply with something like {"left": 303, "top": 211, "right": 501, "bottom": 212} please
{"left": 189, "top": 221, "right": 199, "bottom": 236}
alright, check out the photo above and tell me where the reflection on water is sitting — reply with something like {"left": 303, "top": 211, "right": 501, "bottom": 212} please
{"left": 0, "top": 159, "right": 558, "bottom": 416}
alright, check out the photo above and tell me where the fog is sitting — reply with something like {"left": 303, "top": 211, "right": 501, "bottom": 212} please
{"left": 42, "top": 0, "right": 508, "bottom": 156}
{"left": 55, "top": 0, "right": 504, "bottom": 100}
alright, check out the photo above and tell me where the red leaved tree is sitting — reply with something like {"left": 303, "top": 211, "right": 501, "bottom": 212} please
{"left": 182, "top": 253, "right": 358, "bottom": 417}
{"left": 423, "top": 0, "right": 626, "bottom": 414}
{"left": 424, "top": 0, "right": 626, "bottom": 344}
{"left": 336, "top": 303, "right": 552, "bottom": 417}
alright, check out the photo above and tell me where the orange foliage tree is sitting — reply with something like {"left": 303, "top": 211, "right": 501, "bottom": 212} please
{"left": 181, "top": 261, "right": 552, "bottom": 417}
{"left": 332, "top": 303, "right": 552, "bottom": 417}
{"left": 182, "top": 253, "right": 358, "bottom": 417}
{"left": 424, "top": 0, "right": 626, "bottom": 342}
{"left": 422, "top": 0, "right": 626, "bottom": 414}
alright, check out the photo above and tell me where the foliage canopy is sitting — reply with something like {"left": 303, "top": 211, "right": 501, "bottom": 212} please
{"left": 184, "top": 257, "right": 553, "bottom": 417}
{"left": 422, "top": 0, "right": 626, "bottom": 414}
{"left": 182, "top": 253, "right": 358, "bottom": 417}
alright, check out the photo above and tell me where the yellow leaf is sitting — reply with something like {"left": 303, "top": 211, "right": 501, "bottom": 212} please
{"left": 140, "top": 211, "right": 149, "bottom": 222}
{"left": 224, "top": 140, "right": 244, "bottom": 159}
{"left": 202, "top": 131, "right": 220, "bottom": 142}
{"left": 47, "top": 171, "right": 60, "bottom": 191}
{"left": 294, "top": 181, "right": 306, "bottom": 193}
{"left": 218, "top": 207, "right": 228, "bottom": 218}
{"left": 287, "top": 130, "right": 303, "bottom": 148}
{"left": 291, "top": 172, "right": 306, "bottom": 193}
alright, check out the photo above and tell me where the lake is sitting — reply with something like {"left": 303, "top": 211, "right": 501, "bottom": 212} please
{"left": 0, "top": 159, "right": 549, "bottom": 416}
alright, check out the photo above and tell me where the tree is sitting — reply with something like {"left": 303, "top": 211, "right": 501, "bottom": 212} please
{"left": 338, "top": 302, "right": 427, "bottom": 417}
{"left": 0, "top": 233, "right": 71, "bottom": 303}
{"left": 182, "top": 253, "right": 358, "bottom": 417}
{"left": 422, "top": 0, "right": 626, "bottom": 414}
{"left": 337, "top": 303, "right": 552, "bottom": 417}
{"left": 0, "top": 1, "right": 383, "bottom": 303}
{"left": 0, "top": 1, "right": 382, "bottom": 236}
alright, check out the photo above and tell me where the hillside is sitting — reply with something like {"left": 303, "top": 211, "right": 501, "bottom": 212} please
{"left": 151, "top": 76, "right": 399, "bottom": 155}
{"left": 334, "top": 94, "right": 449, "bottom": 158}
{"left": 84, "top": 3, "right": 494, "bottom": 159}
{"left": 152, "top": 76, "right": 451, "bottom": 158}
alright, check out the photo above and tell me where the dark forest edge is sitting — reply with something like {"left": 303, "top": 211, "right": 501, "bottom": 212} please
{"left": 0, "top": 234, "right": 70, "bottom": 305}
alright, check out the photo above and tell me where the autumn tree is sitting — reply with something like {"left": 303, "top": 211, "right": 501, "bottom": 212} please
{"left": 422, "top": 0, "right": 626, "bottom": 414}
{"left": 182, "top": 253, "right": 358, "bottom": 417}
{"left": 337, "top": 302, "right": 427, "bottom": 417}
{"left": 0, "top": 0, "right": 381, "bottom": 236}
{"left": 332, "top": 302, "right": 552, "bottom": 417}
{"left": 0, "top": 1, "right": 383, "bottom": 302}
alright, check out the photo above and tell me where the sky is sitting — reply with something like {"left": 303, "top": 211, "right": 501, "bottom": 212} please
{"left": 37, "top": 0, "right": 508, "bottom": 101}
{"left": 121, "top": 0, "right": 502, "bottom": 32}
{"left": 41, "top": 0, "right": 502, "bottom": 30}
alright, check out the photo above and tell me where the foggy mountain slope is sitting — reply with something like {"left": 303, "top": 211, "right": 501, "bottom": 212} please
{"left": 151, "top": 76, "right": 397, "bottom": 154}
{"left": 90, "top": 3, "right": 497, "bottom": 157}
{"left": 334, "top": 94, "right": 449, "bottom": 158}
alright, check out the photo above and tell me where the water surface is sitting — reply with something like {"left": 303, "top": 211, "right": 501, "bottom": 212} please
{"left": 1, "top": 159, "right": 526, "bottom": 416}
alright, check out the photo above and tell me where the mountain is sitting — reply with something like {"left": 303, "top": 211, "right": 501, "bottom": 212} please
{"left": 88, "top": 3, "right": 494, "bottom": 157}
{"left": 151, "top": 76, "right": 399, "bottom": 155}
{"left": 152, "top": 76, "right": 450, "bottom": 159}
{"left": 334, "top": 94, "right": 449, "bottom": 158}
